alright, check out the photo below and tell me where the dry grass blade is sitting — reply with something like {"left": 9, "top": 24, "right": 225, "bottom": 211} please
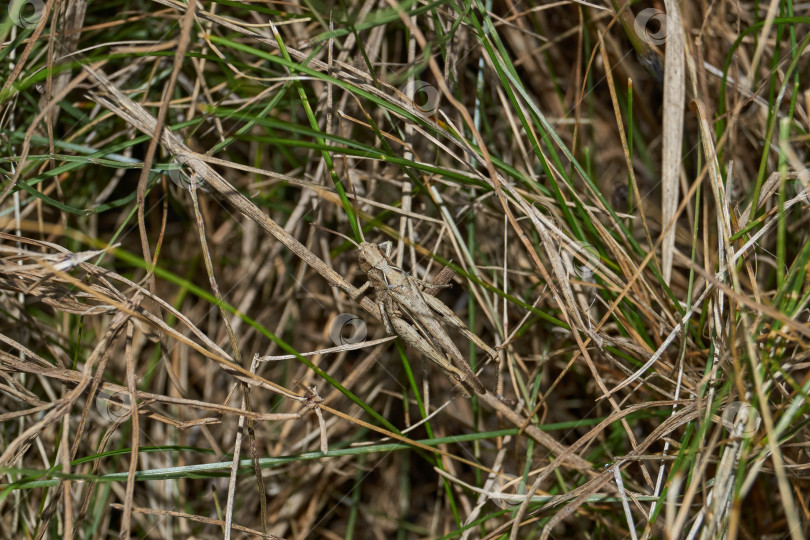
{"left": 659, "top": 0, "right": 685, "bottom": 285}
{"left": 82, "top": 65, "right": 380, "bottom": 322}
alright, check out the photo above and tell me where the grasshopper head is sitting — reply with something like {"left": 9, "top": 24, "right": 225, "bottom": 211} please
{"left": 357, "top": 241, "right": 391, "bottom": 274}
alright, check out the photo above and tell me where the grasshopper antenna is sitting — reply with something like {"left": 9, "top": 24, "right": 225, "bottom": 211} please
{"left": 348, "top": 180, "right": 366, "bottom": 244}
{"left": 311, "top": 223, "right": 359, "bottom": 248}
{"left": 312, "top": 173, "right": 365, "bottom": 247}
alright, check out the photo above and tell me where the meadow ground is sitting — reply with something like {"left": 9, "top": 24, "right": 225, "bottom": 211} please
{"left": 1, "top": 1, "right": 809, "bottom": 538}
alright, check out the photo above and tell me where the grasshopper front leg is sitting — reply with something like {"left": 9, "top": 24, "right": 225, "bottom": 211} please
{"left": 376, "top": 291, "right": 397, "bottom": 335}
{"left": 350, "top": 280, "right": 373, "bottom": 301}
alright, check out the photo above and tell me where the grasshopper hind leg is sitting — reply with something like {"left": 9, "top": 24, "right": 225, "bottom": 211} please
{"left": 419, "top": 291, "right": 501, "bottom": 393}
{"left": 422, "top": 293, "right": 499, "bottom": 361}
{"left": 390, "top": 317, "right": 484, "bottom": 396}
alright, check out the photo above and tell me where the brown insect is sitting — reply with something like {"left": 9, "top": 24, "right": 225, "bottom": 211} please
{"left": 332, "top": 232, "right": 498, "bottom": 397}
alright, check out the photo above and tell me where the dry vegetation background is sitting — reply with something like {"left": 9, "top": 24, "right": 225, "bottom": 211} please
{"left": 1, "top": 0, "right": 809, "bottom": 538}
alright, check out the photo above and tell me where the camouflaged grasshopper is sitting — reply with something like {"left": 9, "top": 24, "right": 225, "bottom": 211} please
{"left": 327, "top": 230, "right": 498, "bottom": 397}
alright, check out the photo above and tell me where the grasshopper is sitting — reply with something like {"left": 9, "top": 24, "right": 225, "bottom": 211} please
{"left": 338, "top": 236, "right": 498, "bottom": 397}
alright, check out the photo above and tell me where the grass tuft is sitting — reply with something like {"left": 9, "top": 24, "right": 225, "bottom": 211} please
{"left": 1, "top": 1, "right": 809, "bottom": 538}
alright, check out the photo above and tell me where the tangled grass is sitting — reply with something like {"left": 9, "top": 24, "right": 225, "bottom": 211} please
{"left": 1, "top": 1, "right": 809, "bottom": 538}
